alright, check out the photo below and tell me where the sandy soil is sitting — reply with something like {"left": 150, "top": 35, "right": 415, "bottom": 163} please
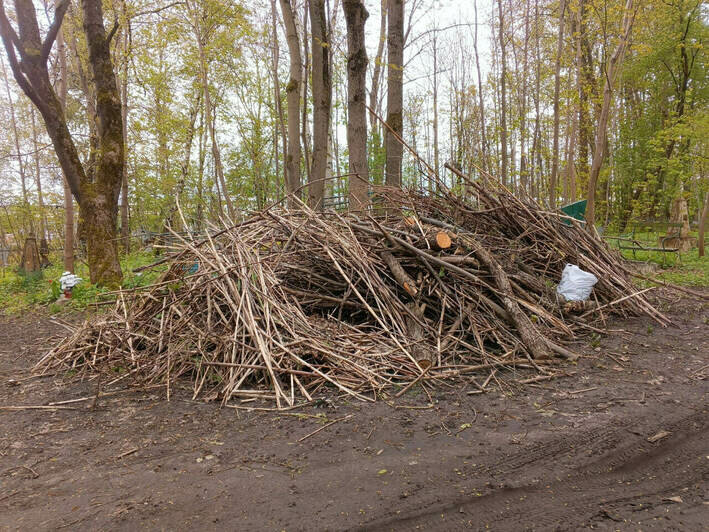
{"left": 1, "top": 294, "right": 707, "bottom": 531}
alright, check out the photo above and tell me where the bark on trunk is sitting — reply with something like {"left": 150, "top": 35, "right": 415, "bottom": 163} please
{"left": 308, "top": 0, "right": 331, "bottom": 210}
{"left": 343, "top": 0, "right": 369, "bottom": 210}
{"left": 56, "top": 24, "right": 74, "bottom": 272}
{"left": 496, "top": 0, "right": 508, "bottom": 188}
{"left": 169, "top": 90, "right": 201, "bottom": 229}
{"left": 698, "top": 191, "right": 708, "bottom": 258}
{"left": 550, "top": 0, "right": 567, "bottom": 208}
{"left": 369, "top": 0, "right": 386, "bottom": 131}
{"left": 384, "top": 0, "right": 403, "bottom": 187}
{"left": 119, "top": 5, "right": 130, "bottom": 251}
{"left": 30, "top": 108, "right": 49, "bottom": 247}
{"left": 270, "top": 0, "right": 288, "bottom": 197}
{"left": 81, "top": 0, "right": 125, "bottom": 286}
{"left": 586, "top": 0, "right": 635, "bottom": 226}
{"left": 473, "top": 0, "right": 488, "bottom": 172}
{"left": 279, "top": 0, "right": 303, "bottom": 207}
{"left": 0, "top": 0, "right": 124, "bottom": 286}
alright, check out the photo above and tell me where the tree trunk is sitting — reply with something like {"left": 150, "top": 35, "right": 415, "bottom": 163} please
{"left": 586, "top": 0, "right": 636, "bottom": 226}
{"left": 496, "top": 0, "right": 508, "bottom": 188}
{"left": 301, "top": 4, "right": 311, "bottom": 184}
{"left": 575, "top": 0, "right": 594, "bottom": 193}
{"left": 30, "top": 108, "right": 49, "bottom": 247}
{"left": 119, "top": 3, "right": 130, "bottom": 252}
{"left": 698, "top": 191, "right": 708, "bottom": 258}
{"left": 308, "top": 0, "right": 331, "bottom": 210}
{"left": 369, "top": 0, "right": 387, "bottom": 131}
{"left": 80, "top": 0, "right": 125, "bottom": 285}
{"left": 270, "top": 0, "right": 288, "bottom": 196}
{"left": 432, "top": 29, "right": 440, "bottom": 179}
{"left": 384, "top": 0, "right": 403, "bottom": 187}
{"left": 169, "top": 90, "right": 201, "bottom": 229}
{"left": 196, "top": 100, "right": 206, "bottom": 231}
{"left": 473, "top": 0, "right": 488, "bottom": 173}
{"left": 530, "top": 0, "right": 542, "bottom": 201}
{"left": 279, "top": 0, "right": 303, "bottom": 207}
{"left": 550, "top": 0, "right": 567, "bottom": 208}
{"left": 343, "top": 0, "right": 369, "bottom": 210}
{"left": 56, "top": 23, "right": 74, "bottom": 273}
{"left": 517, "top": 0, "right": 530, "bottom": 196}
{"left": 1, "top": 0, "right": 124, "bottom": 286}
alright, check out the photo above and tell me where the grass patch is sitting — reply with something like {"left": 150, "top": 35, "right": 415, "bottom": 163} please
{"left": 0, "top": 250, "right": 167, "bottom": 315}
{"left": 604, "top": 230, "right": 708, "bottom": 287}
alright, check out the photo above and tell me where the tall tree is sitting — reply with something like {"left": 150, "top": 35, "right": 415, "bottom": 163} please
{"left": 30, "top": 108, "right": 48, "bottom": 247}
{"left": 56, "top": 19, "right": 73, "bottom": 273}
{"left": 0, "top": 0, "right": 125, "bottom": 286}
{"left": 586, "top": 0, "right": 637, "bottom": 226}
{"left": 186, "top": 0, "right": 236, "bottom": 219}
{"left": 279, "top": 0, "right": 302, "bottom": 207}
{"left": 342, "top": 0, "right": 369, "bottom": 209}
{"left": 308, "top": 0, "right": 331, "bottom": 209}
{"left": 119, "top": 0, "right": 129, "bottom": 250}
{"left": 496, "top": 0, "right": 508, "bottom": 188}
{"left": 384, "top": 0, "right": 403, "bottom": 187}
{"left": 549, "top": 0, "right": 567, "bottom": 208}
{"left": 472, "top": 0, "right": 488, "bottom": 172}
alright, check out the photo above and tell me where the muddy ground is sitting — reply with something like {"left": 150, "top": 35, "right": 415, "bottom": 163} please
{"left": 1, "top": 294, "right": 707, "bottom": 531}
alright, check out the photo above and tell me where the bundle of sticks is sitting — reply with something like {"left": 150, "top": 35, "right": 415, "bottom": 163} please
{"left": 35, "top": 176, "right": 666, "bottom": 408}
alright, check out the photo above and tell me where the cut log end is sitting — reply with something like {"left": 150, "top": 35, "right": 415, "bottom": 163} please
{"left": 403, "top": 281, "right": 418, "bottom": 297}
{"left": 435, "top": 231, "right": 452, "bottom": 250}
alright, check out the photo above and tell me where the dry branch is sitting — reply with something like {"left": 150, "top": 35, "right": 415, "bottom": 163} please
{"left": 35, "top": 179, "right": 662, "bottom": 408}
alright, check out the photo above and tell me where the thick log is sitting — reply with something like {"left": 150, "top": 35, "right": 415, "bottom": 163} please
{"left": 463, "top": 234, "right": 551, "bottom": 360}
{"left": 381, "top": 250, "right": 417, "bottom": 297}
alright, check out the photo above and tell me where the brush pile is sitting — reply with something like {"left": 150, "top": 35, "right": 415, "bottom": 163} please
{"left": 35, "top": 176, "right": 666, "bottom": 408}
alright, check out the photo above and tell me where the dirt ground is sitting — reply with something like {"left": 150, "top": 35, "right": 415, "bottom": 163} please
{"left": 1, "top": 294, "right": 707, "bottom": 531}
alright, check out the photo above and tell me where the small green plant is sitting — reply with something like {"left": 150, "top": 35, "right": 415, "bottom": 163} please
{"left": 589, "top": 333, "right": 601, "bottom": 348}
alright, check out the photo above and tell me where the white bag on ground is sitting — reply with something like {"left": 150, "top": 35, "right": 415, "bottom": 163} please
{"left": 556, "top": 264, "right": 598, "bottom": 302}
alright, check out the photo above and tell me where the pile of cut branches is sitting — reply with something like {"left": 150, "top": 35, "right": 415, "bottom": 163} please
{"left": 35, "top": 176, "right": 666, "bottom": 408}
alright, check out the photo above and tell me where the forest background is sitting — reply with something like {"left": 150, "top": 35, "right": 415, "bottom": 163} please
{"left": 0, "top": 0, "right": 706, "bottom": 289}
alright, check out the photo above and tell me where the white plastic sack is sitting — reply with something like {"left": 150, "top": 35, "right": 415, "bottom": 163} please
{"left": 59, "top": 271, "right": 82, "bottom": 291}
{"left": 556, "top": 264, "right": 598, "bottom": 302}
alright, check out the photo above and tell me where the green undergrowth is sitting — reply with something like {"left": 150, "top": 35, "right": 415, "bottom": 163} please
{"left": 0, "top": 250, "right": 167, "bottom": 315}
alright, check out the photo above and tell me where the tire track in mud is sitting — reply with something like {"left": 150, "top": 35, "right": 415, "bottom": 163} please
{"left": 357, "top": 409, "right": 708, "bottom": 531}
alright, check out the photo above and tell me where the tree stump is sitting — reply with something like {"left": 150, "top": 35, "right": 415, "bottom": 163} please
{"left": 20, "top": 236, "right": 41, "bottom": 274}
{"left": 662, "top": 198, "right": 696, "bottom": 252}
